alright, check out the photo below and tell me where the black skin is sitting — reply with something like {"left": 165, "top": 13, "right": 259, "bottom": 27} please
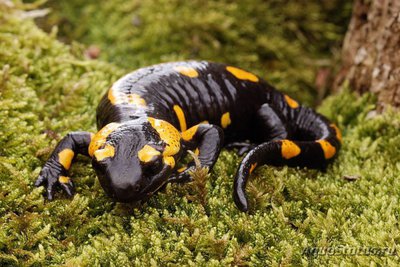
{"left": 35, "top": 61, "right": 341, "bottom": 211}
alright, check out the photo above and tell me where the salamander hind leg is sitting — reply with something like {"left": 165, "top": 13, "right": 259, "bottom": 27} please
{"left": 226, "top": 103, "right": 289, "bottom": 156}
{"left": 168, "top": 124, "right": 224, "bottom": 183}
{"left": 35, "top": 131, "right": 93, "bottom": 200}
{"left": 225, "top": 142, "right": 257, "bottom": 156}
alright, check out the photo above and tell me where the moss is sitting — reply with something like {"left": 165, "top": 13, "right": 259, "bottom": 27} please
{"left": 39, "top": 0, "right": 352, "bottom": 106}
{"left": 2, "top": 1, "right": 400, "bottom": 266}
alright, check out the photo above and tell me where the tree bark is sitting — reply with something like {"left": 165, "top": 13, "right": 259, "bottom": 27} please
{"left": 335, "top": 0, "right": 400, "bottom": 110}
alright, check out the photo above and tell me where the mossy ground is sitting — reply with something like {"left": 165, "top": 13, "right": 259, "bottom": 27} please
{"left": 1, "top": 1, "right": 399, "bottom": 266}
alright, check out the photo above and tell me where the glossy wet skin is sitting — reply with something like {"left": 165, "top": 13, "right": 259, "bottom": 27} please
{"left": 91, "top": 121, "right": 175, "bottom": 202}
{"left": 35, "top": 61, "right": 340, "bottom": 211}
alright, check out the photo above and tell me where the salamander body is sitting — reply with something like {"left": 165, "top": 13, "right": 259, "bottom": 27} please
{"left": 35, "top": 61, "right": 341, "bottom": 211}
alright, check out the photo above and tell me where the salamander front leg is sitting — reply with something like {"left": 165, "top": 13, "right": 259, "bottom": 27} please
{"left": 168, "top": 124, "right": 224, "bottom": 183}
{"left": 35, "top": 131, "right": 93, "bottom": 200}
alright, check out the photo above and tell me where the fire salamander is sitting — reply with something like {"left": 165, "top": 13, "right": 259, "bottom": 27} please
{"left": 35, "top": 61, "right": 342, "bottom": 211}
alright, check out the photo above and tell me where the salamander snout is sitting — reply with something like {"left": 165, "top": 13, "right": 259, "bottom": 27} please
{"left": 92, "top": 158, "right": 148, "bottom": 202}
{"left": 107, "top": 179, "right": 147, "bottom": 202}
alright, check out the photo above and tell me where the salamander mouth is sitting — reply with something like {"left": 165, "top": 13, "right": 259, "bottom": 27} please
{"left": 94, "top": 162, "right": 171, "bottom": 203}
{"left": 99, "top": 178, "right": 148, "bottom": 203}
{"left": 109, "top": 191, "right": 148, "bottom": 203}
{"left": 92, "top": 168, "right": 140, "bottom": 203}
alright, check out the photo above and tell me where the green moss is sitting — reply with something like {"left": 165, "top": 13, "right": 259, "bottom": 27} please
{"left": 39, "top": 0, "right": 352, "bottom": 106}
{"left": 1, "top": 1, "right": 400, "bottom": 266}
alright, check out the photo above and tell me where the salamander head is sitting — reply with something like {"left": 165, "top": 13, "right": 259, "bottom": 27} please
{"left": 90, "top": 120, "right": 180, "bottom": 202}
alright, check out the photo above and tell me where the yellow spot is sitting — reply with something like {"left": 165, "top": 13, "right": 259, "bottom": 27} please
{"left": 127, "top": 94, "right": 146, "bottom": 106}
{"left": 177, "top": 166, "right": 187, "bottom": 173}
{"left": 316, "top": 140, "right": 336, "bottom": 159}
{"left": 226, "top": 66, "right": 259, "bottom": 82}
{"left": 108, "top": 88, "right": 146, "bottom": 106}
{"left": 58, "top": 149, "right": 74, "bottom": 170}
{"left": 281, "top": 140, "right": 301, "bottom": 159}
{"left": 163, "top": 156, "right": 175, "bottom": 168}
{"left": 200, "top": 120, "right": 209, "bottom": 124}
{"left": 107, "top": 87, "right": 116, "bottom": 104}
{"left": 284, "top": 95, "right": 299, "bottom": 109}
{"left": 194, "top": 148, "right": 200, "bottom": 156}
{"left": 173, "top": 105, "right": 187, "bottom": 131}
{"left": 174, "top": 66, "right": 199, "bottom": 78}
{"left": 221, "top": 112, "right": 231, "bottom": 129}
{"left": 58, "top": 176, "right": 70, "bottom": 184}
{"left": 181, "top": 125, "right": 199, "bottom": 141}
{"left": 148, "top": 117, "right": 181, "bottom": 156}
{"left": 249, "top": 163, "right": 257, "bottom": 174}
{"left": 94, "top": 144, "right": 115, "bottom": 161}
{"left": 89, "top": 123, "right": 121, "bottom": 157}
{"left": 330, "top": 124, "right": 342, "bottom": 143}
{"left": 138, "top": 145, "right": 161, "bottom": 163}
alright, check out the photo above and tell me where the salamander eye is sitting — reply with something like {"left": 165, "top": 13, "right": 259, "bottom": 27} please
{"left": 144, "top": 156, "right": 163, "bottom": 176}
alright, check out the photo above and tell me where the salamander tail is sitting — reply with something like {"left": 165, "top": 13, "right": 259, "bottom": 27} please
{"left": 233, "top": 107, "right": 342, "bottom": 212}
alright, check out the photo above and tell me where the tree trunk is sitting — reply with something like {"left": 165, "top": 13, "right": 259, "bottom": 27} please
{"left": 335, "top": 0, "right": 400, "bottom": 110}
